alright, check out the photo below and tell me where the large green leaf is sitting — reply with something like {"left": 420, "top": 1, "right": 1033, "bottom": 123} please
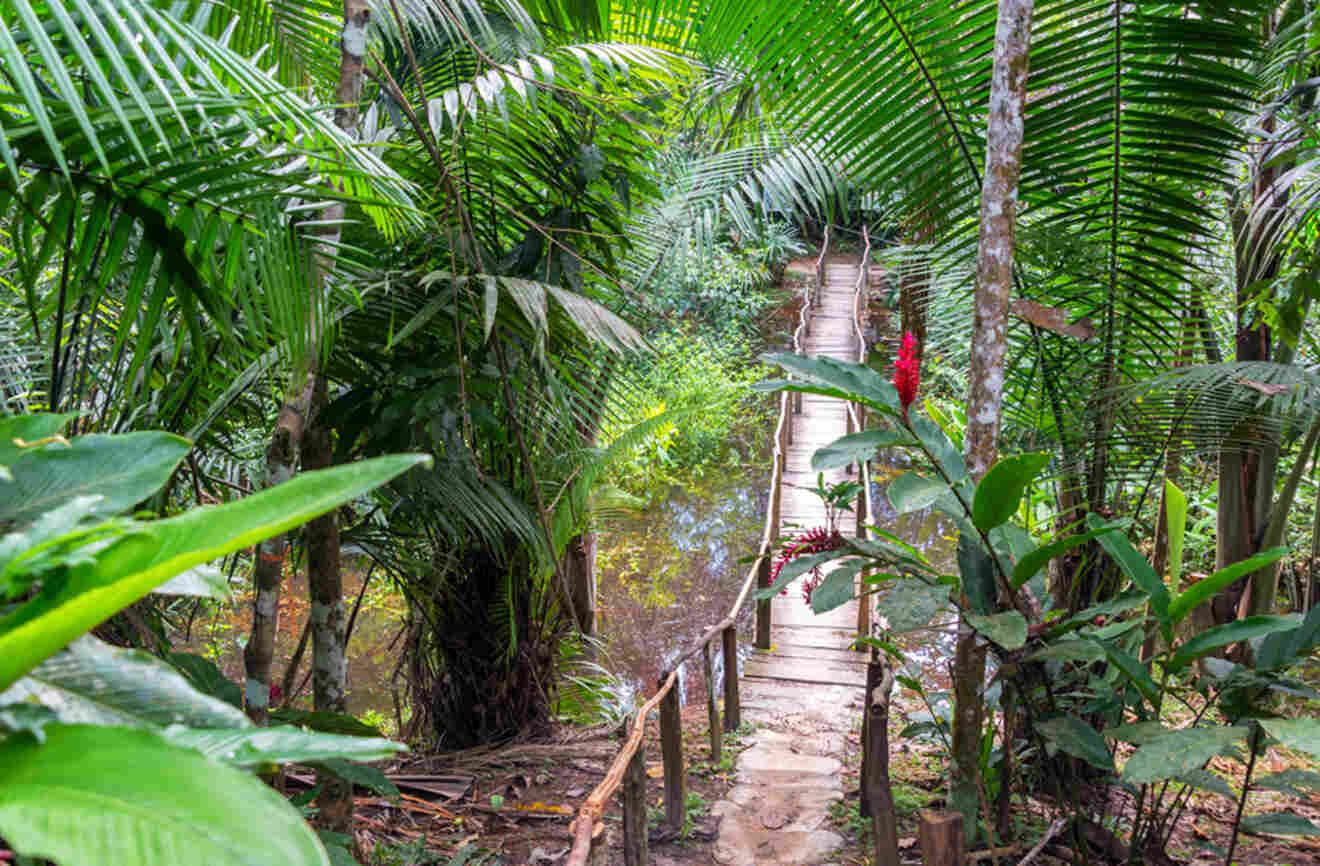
{"left": 267, "top": 709, "right": 385, "bottom": 738}
{"left": 759, "top": 353, "right": 902, "bottom": 416}
{"left": 1038, "top": 715, "right": 1115, "bottom": 772}
{"left": 810, "top": 560, "right": 865, "bottom": 614}
{"left": 754, "top": 550, "right": 842, "bottom": 600}
{"left": 1167, "top": 616, "right": 1299, "bottom": 672}
{"left": 161, "top": 726, "right": 404, "bottom": 768}
{"left": 0, "top": 636, "right": 248, "bottom": 728}
{"left": 1088, "top": 513, "right": 1171, "bottom": 627}
{"left": 1240, "top": 813, "right": 1320, "bottom": 837}
{"left": 0, "top": 431, "right": 191, "bottom": 525}
{"left": 1010, "top": 524, "right": 1121, "bottom": 589}
{"left": 0, "top": 724, "right": 329, "bottom": 866}
{"left": 1254, "top": 769, "right": 1320, "bottom": 798}
{"left": 1121, "top": 727, "right": 1248, "bottom": 785}
{"left": 1168, "top": 549, "right": 1288, "bottom": 626}
{"left": 1259, "top": 718, "right": 1320, "bottom": 761}
{"left": 887, "top": 472, "right": 946, "bottom": 514}
{"left": 811, "top": 430, "right": 913, "bottom": 472}
{"left": 167, "top": 652, "right": 243, "bottom": 710}
{"left": 0, "top": 454, "right": 430, "bottom": 691}
{"left": 957, "top": 533, "right": 996, "bottom": 615}
{"left": 971, "top": 452, "right": 1050, "bottom": 532}
{"left": 1089, "top": 638, "right": 1160, "bottom": 707}
{"left": 966, "top": 611, "right": 1028, "bottom": 650}
{"left": 0, "top": 413, "right": 80, "bottom": 466}
{"left": 1257, "top": 602, "right": 1320, "bottom": 671}
{"left": 1163, "top": 480, "right": 1186, "bottom": 591}
{"left": 879, "top": 578, "right": 950, "bottom": 633}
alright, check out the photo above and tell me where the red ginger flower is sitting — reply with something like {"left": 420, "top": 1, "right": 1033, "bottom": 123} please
{"left": 766, "top": 526, "right": 846, "bottom": 602}
{"left": 893, "top": 331, "right": 920, "bottom": 422}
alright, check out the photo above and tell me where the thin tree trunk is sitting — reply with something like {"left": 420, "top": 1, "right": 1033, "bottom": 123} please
{"left": 955, "top": 0, "right": 1034, "bottom": 846}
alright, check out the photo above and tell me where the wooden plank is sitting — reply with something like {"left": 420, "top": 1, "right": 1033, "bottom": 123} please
{"left": 743, "top": 656, "right": 867, "bottom": 687}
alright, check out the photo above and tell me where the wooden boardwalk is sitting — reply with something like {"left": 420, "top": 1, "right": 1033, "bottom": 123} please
{"left": 711, "top": 258, "right": 870, "bottom": 866}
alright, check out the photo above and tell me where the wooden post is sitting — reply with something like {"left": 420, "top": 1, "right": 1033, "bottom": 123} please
{"left": 622, "top": 716, "right": 648, "bottom": 866}
{"left": 919, "top": 811, "right": 965, "bottom": 866}
{"left": 702, "top": 641, "right": 721, "bottom": 765}
{"left": 865, "top": 662, "right": 900, "bottom": 866}
{"left": 855, "top": 469, "right": 870, "bottom": 646}
{"left": 659, "top": 676, "right": 685, "bottom": 836}
{"left": 722, "top": 625, "right": 741, "bottom": 732}
{"left": 755, "top": 555, "right": 772, "bottom": 650}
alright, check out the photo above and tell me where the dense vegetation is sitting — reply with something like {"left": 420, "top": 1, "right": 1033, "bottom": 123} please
{"left": 2, "top": 0, "right": 1320, "bottom": 863}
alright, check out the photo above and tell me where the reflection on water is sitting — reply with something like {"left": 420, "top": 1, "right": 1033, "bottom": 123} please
{"left": 594, "top": 477, "right": 764, "bottom": 706}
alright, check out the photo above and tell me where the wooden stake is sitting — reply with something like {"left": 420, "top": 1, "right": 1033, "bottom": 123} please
{"left": 702, "top": 641, "right": 721, "bottom": 765}
{"left": 865, "top": 662, "right": 900, "bottom": 866}
{"left": 658, "top": 677, "right": 685, "bottom": 836}
{"left": 919, "top": 811, "right": 966, "bottom": 866}
{"left": 622, "top": 715, "right": 647, "bottom": 866}
{"left": 722, "top": 626, "right": 741, "bottom": 732}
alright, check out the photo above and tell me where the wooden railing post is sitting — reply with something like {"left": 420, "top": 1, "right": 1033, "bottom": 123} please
{"left": 658, "top": 675, "right": 685, "bottom": 836}
{"left": 862, "top": 660, "right": 900, "bottom": 866}
{"left": 755, "top": 554, "right": 772, "bottom": 650}
{"left": 622, "top": 710, "right": 648, "bottom": 866}
{"left": 702, "top": 641, "right": 721, "bottom": 765}
{"left": 855, "top": 454, "right": 870, "bottom": 646}
{"left": 722, "top": 625, "right": 740, "bottom": 732}
{"left": 919, "top": 812, "right": 965, "bottom": 866}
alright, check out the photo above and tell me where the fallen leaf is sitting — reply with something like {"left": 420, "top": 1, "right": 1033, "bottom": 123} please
{"left": 1011, "top": 299, "right": 1096, "bottom": 341}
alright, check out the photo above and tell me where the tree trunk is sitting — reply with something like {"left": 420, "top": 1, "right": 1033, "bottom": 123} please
{"left": 564, "top": 531, "right": 597, "bottom": 640}
{"left": 955, "top": 0, "right": 1034, "bottom": 846}
{"left": 243, "top": 394, "right": 312, "bottom": 723}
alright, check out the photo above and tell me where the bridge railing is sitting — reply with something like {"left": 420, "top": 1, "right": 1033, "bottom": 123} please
{"left": 847, "top": 224, "right": 876, "bottom": 643}
{"left": 562, "top": 225, "right": 840, "bottom": 866}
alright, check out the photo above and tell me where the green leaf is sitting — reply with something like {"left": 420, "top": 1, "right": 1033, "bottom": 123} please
{"left": 880, "top": 579, "right": 950, "bottom": 633}
{"left": 1106, "top": 722, "right": 1173, "bottom": 744}
{"left": 0, "top": 454, "right": 430, "bottom": 691}
{"left": 966, "top": 611, "right": 1028, "bottom": 650}
{"left": 311, "top": 758, "right": 400, "bottom": 798}
{"left": 1168, "top": 616, "right": 1299, "bottom": 672}
{"left": 160, "top": 726, "right": 404, "bottom": 768}
{"left": 1254, "top": 769, "right": 1320, "bottom": 798}
{"left": 1121, "top": 727, "right": 1248, "bottom": 785}
{"left": 1025, "top": 639, "right": 1103, "bottom": 663}
{"left": 759, "top": 353, "right": 902, "bottom": 416}
{"left": 1038, "top": 716, "right": 1115, "bottom": 772}
{"left": 1088, "top": 513, "right": 1171, "bottom": 627}
{"left": 957, "top": 533, "right": 996, "bottom": 615}
{"left": 754, "top": 550, "right": 840, "bottom": 600}
{"left": 167, "top": 652, "right": 243, "bottom": 709}
{"left": 1089, "top": 639, "right": 1160, "bottom": 706}
{"left": 1, "top": 636, "right": 249, "bottom": 728}
{"left": 971, "top": 452, "right": 1050, "bottom": 532}
{"left": 1168, "top": 549, "right": 1288, "bottom": 626}
{"left": 1240, "top": 813, "right": 1320, "bottom": 837}
{"left": 0, "top": 431, "right": 191, "bottom": 525}
{"left": 1257, "top": 602, "right": 1320, "bottom": 671}
{"left": 811, "top": 430, "right": 912, "bottom": 472}
{"left": 1011, "top": 523, "right": 1123, "bottom": 589}
{"left": 0, "top": 724, "right": 329, "bottom": 866}
{"left": 268, "top": 709, "right": 385, "bottom": 738}
{"left": 887, "top": 472, "right": 946, "bottom": 514}
{"left": 810, "top": 560, "right": 865, "bottom": 613}
{"left": 1163, "top": 479, "right": 1186, "bottom": 592}
{"left": 909, "top": 415, "right": 968, "bottom": 484}
{"left": 155, "top": 564, "right": 232, "bottom": 599}
{"left": 1174, "top": 769, "right": 1235, "bottom": 799}
{"left": 0, "top": 413, "right": 80, "bottom": 466}
{"left": 1259, "top": 718, "right": 1320, "bottom": 761}
{"left": 0, "top": 702, "right": 60, "bottom": 743}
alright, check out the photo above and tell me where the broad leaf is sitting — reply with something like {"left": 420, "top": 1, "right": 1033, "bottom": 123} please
{"left": 811, "top": 560, "right": 865, "bottom": 614}
{"left": 1240, "top": 813, "right": 1320, "bottom": 837}
{"left": 1168, "top": 617, "right": 1299, "bottom": 672}
{"left": 759, "top": 353, "right": 902, "bottom": 415}
{"left": 312, "top": 758, "right": 401, "bottom": 798}
{"left": 1168, "top": 549, "right": 1288, "bottom": 626}
{"left": 811, "top": 430, "right": 912, "bottom": 471}
{"left": 971, "top": 452, "right": 1050, "bottom": 532}
{"left": 1121, "top": 727, "right": 1248, "bottom": 785}
{"left": 1, "top": 636, "right": 248, "bottom": 728}
{"left": 0, "top": 454, "right": 430, "bottom": 691}
{"left": 957, "top": 533, "right": 996, "bottom": 615}
{"left": 161, "top": 726, "right": 404, "bottom": 768}
{"left": 909, "top": 415, "right": 968, "bottom": 485}
{"left": 1254, "top": 769, "right": 1320, "bottom": 798}
{"left": 168, "top": 653, "right": 243, "bottom": 709}
{"left": 0, "top": 413, "right": 80, "bottom": 466}
{"left": 880, "top": 579, "right": 950, "bottom": 633}
{"left": 887, "top": 472, "right": 946, "bottom": 514}
{"left": 268, "top": 709, "right": 386, "bottom": 738}
{"left": 1163, "top": 480, "right": 1186, "bottom": 591}
{"left": 1011, "top": 523, "right": 1123, "bottom": 589}
{"left": 966, "top": 611, "right": 1028, "bottom": 650}
{"left": 0, "top": 724, "right": 329, "bottom": 866}
{"left": 754, "top": 551, "right": 842, "bottom": 600}
{"left": 1259, "top": 718, "right": 1320, "bottom": 761}
{"left": 0, "top": 703, "right": 59, "bottom": 743}
{"left": 1088, "top": 514, "right": 1170, "bottom": 627}
{"left": 1175, "top": 769, "right": 1235, "bottom": 799}
{"left": 154, "top": 564, "right": 231, "bottom": 599}
{"left": 1090, "top": 639, "right": 1160, "bottom": 706}
{"left": 1256, "top": 598, "right": 1320, "bottom": 671}
{"left": 0, "top": 431, "right": 191, "bottom": 525}
{"left": 1038, "top": 715, "right": 1114, "bottom": 772}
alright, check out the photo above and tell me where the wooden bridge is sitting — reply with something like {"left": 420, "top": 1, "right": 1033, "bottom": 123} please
{"left": 566, "top": 229, "right": 881, "bottom": 866}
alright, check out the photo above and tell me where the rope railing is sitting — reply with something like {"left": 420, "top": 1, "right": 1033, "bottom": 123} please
{"left": 563, "top": 226, "right": 837, "bottom": 866}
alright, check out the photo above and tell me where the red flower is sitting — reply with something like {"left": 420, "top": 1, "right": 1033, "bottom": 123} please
{"left": 766, "top": 526, "right": 846, "bottom": 602}
{"left": 893, "top": 331, "right": 920, "bottom": 421}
